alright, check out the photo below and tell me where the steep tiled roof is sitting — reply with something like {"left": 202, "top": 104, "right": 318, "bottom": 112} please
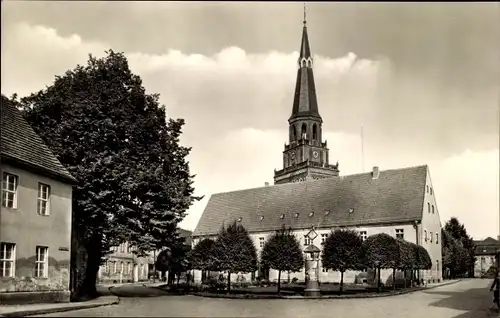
{"left": 1, "top": 95, "right": 76, "bottom": 183}
{"left": 194, "top": 165, "right": 428, "bottom": 236}
{"left": 474, "top": 237, "right": 500, "bottom": 255}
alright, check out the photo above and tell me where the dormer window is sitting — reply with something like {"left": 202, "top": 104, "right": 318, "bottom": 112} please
{"left": 280, "top": 214, "right": 285, "bottom": 219}
{"left": 259, "top": 216, "right": 264, "bottom": 221}
{"left": 237, "top": 217, "right": 242, "bottom": 222}
{"left": 348, "top": 208, "right": 354, "bottom": 214}
{"left": 294, "top": 213, "right": 299, "bottom": 218}
{"left": 308, "top": 212, "right": 314, "bottom": 217}
{"left": 324, "top": 211, "right": 330, "bottom": 216}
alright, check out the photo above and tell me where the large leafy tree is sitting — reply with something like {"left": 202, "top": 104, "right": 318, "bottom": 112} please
{"left": 215, "top": 221, "right": 258, "bottom": 293}
{"left": 322, "top": 229, "right": 364, "bottom": 293}
{"left": 444, "top": 217, "right": 476, "bottom": 278}
{"left": 15, "top": 50, "right": 199, "bottom": 299}
{"left": 362, "top": 233, "right": 400, "bottom": 291}
{"left": 260, "top": 226, "right": 303, "bottom": 294}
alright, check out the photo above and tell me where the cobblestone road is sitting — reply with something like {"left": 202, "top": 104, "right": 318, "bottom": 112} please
{"left": 36, "top": 279, "right": 498, "bottom": 318}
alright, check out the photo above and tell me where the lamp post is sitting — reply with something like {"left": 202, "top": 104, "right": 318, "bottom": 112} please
{"left": 304, "top": 227, "right": 321, "bottom": 297}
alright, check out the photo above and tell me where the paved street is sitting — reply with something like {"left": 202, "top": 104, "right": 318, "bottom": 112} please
{"left": 35, "top": 279, "right": 498, "bottom": 318}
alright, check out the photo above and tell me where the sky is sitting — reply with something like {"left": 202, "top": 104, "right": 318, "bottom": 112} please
{"left": 1, "top": 2, "right": 499, "bottom": 240}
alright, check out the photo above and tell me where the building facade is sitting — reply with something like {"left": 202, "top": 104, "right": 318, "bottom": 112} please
{"left": 473, "top": 237, "right": 500, "bottom": 278}
{"left": 0, "top": 96, "right": 76, "bottom": 304}
{"left": 192, "top": 16, "right": 443, "bottom": 286}
{"left": 98, "top": 228, "right": 193, "bottom": 284}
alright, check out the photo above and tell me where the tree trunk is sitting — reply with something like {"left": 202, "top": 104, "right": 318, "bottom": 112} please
{"left": 403, "top": 269, "right": 407, "bottom": 289}
{"left": 377, "top": 267, "right": 381, "bottom": 292}
{"left": 287, "top": 271, "right": 290, "bottom": 284}
{"left": 227, "top": 272, "right": 231, "bottom": 293}
{"left": 340, "top": 271, "right": 344, "bottom": 294}
{"left": 277, "top": 270, "right": 281, "bottom": 295}
{"left": 176, "top": 273, "right": 180, "bottom": 287}
{"left": 78, "top": 234, "right": 102, "bottom": 300}
{"left": 392, "top": 268, "right": 396, "bottom": 290}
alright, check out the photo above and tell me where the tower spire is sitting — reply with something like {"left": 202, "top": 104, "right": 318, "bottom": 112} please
{"left": 303, "top": 2, "right": 307, "bottom": 25}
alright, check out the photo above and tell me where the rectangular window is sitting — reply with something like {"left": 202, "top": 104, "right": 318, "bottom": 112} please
{"left": 436, "top": 233, "right": 439, "bottom": 244}
{"left": 304, "top": 236, "right": 311, "bottom": 246}
{"left": 321, "top": 234, "right": 328, "bottom": 244}
{"left": 126, "top": 243, "right": 132, "bottom": 253}
{"left": 120, "top": 262, "right": 124, "bottom": 273}
{"left": 359, "top": 231, "right": 367, "bottom": 241}
{"left": 120, "top": 243, "right": 125, "bottom": 253}
{"left": 113, "top": 261, "right": 117, "bottom": 274}
{"left": 259, "top": 237, "right": 265, "bottom": 248}
{"left": 0, "top": 242, "right": 15, "bottom": 277}
{"left": 2, "top": 173, "right": 18, "bottom": 209}
{"left": 395, "top": 229, "right": 404, "bottom": 239}
{"left": 430, "top": 232, "right": 433, "bottom": 243}
{"left": 37, "top": 183, "right": 51, "bottom": 215}
{"left": 35, "top": 246, "right": 48, "bottom": 278}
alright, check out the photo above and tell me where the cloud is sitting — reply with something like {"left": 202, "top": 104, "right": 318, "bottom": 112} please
{"left": 1, "top": 22, "right": 498, "bottom": 239}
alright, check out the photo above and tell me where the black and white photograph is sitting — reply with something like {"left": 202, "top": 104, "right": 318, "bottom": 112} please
{"left": 0, "top": 2, "right": 499, "bottom": 317}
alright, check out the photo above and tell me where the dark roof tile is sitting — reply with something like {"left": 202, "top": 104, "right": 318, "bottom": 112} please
{"left": 1, "top": 95, "right": 76, "bottom": 183}
{"left": 194, "top": 165, "right": 428, "bottom": 236}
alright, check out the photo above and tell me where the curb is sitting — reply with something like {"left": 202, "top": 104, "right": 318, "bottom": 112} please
{"left": 0, "top": 297, "right": 120, "bottom": 317}
{"left": 190, "top": 279, "right": 461, "bottom": 300}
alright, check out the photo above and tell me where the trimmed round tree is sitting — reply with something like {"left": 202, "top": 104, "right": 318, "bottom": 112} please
{"left": 362, "top": 233, "right": 400, "bottom": 291}
{"left": 415, "top": 245, "right": 432, "bottom": 271}
{"left": 215, "top": 221, "right": 258, "bottom": 292}
{"left": 190, "top": 238, "right": 219, "bottom": 283}
{"left": 260, "top": 226, "right": 303, "bottom": 294}
{"left": 396, "top": 239, "right": 415, "bottom": 289}
{"left": 322, "top": 229, "right": 364, "bottom": 293}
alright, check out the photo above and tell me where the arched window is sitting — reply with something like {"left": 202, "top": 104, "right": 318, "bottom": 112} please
{"left": 312, "top": 124, "right": 317, "bottom": 140}
{"left": 427, "top": 203, "right": 430, "bottom": 213}
{"left": 424, "top": 230, "right": 428, "bottom": 242}
{"left": 301, "top": 123, "right": 307, "bottom": 140}
{"left": 292, "top": 125, "right": 297, "bottom": 141}
{"left": 432, "top": 205, "right": 435, "bottom": 214}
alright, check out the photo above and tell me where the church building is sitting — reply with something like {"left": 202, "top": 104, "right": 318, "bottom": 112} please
{"left": 192, "top": 15, "right": 443, "bottom": 286}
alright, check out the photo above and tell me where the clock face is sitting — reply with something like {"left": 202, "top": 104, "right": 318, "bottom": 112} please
{"left": 290, "top": 152, "right": 295, "bottom": 160}
{"left": 313, "top": 151, "right": 319, "bottom": 158}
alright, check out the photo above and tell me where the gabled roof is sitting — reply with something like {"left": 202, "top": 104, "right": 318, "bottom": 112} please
{"left": 1, "top": 95, "right": 76, "bottom": 183}
{"left": 474, "top": 237, "right": 500, "bottom": 255}
{"left": 193, "top": 165, "right": 428, "bottom": 236}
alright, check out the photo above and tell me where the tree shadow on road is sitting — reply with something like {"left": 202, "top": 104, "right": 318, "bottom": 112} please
{"left": 424, "top": 288, "right": 499, "bottom": 318}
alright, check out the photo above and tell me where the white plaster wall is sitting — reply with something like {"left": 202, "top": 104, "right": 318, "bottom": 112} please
{"left": 192, "top": 223, "right": 419, "bottom": 285}
{"left": 420, "top": 167, "right": 444, "bottom": 282}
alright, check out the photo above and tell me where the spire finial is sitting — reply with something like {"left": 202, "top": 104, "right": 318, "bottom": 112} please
{"left": 303, "top": 3, "right": 307, "bottom": 25}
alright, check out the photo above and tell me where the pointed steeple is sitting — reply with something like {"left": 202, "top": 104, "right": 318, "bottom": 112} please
{"left": 290, "top": 4, "right": 321, "bottom": 121}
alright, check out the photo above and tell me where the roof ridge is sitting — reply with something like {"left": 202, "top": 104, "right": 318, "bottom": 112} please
{"left": 210, "top": 164, "right": 429, "bottom": 196}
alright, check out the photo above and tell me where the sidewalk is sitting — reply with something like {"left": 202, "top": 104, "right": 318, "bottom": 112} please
{"left": 0, "top": 296, "right": 119, "bottom": 317}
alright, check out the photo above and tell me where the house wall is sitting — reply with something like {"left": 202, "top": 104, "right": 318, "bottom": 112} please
{"left": 192, "top": 223, "right": 425, "bottom": 285}
{"left": 474, "top": 255, "right": 496, "bottom": 277}
{"left": 0, "top": 163, "right": 72, "bottom": 303}
{"left": 420, "top": 167, "right": 444, "bottom": 282}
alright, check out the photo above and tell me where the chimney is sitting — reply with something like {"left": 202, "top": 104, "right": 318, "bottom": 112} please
{"left": 372, "top": 166, "right": 380, "bottom": 179}
{"left": 264, "top": 182, "right": 269, "bottom": 187}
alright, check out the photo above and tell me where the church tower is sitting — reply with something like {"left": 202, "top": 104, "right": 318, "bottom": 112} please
{"left": 273, "top": 9, "right": 339, "bottom": 185}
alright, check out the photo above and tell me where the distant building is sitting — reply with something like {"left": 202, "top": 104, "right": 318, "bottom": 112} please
{"left": 473, "top": 237, "right": 500, "bottom": 277}
{"left": 192, "top": 17, "right": 443, "bottom": 286}
{"left": 0, "top": 95, "right": 76, "bottom": 304}
{"left": 98, "top": 228, "right": 192, "bottom": 284}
